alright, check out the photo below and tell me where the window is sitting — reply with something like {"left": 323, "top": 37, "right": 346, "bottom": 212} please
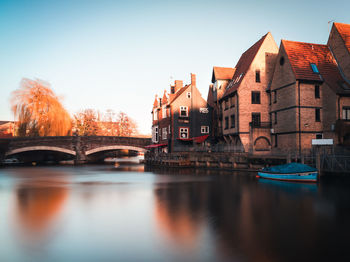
{"left": 162, "top": 128, "right": 167, "bottom": 140}
{"left": 179, "top": 127, "right": 189, "bottom": 139}
{"left": 187, "top": 92, "right": 191, "bottom": 98}
{"left": 273, "top": 90, "right": 277, "bottom": 103}
{"left": 274, "top": 112, "right": 277, "bottom": 124}
{"left": 315, "top": 85, "right": 320, "bottom": 99}
{"left": 310, "top": 63, "right": 320, "bottom": 74}
{"left": 230, "top": 114, "right": 235, "bottom": 128}
{"left": 343, "top": 107, "right": 350, "bottom": 120}
{"left": 152, "top": 126, "right": 159, "bottom": 143}
{"left": 280, "top": 56, "right": 285, "bottom": 66}
{"left": 316, "top": 133, "right": 323, "bottom": 139}
{"left": 179, "top": 106, "right": 188, "bottom": 117}
{"left": 162, "top": 105, "right": 167, "bottom": 118}
{"left": 255, "top": 70, "right": 261, "bottom": 83}
{"left": 201, "top": 126, "right": 209, "bottom": 134}
{"left": 225, "top": 117, "right": 229, "bottom": 129}
{"left": 315, "top": 108, "right": 321, "bottom": 122}
{"left": 153, "top": 109, "right": 158, "bottom": 121}
{"left": 252, "top": 113, "right": 261, "bottom": 127}
{"left": 224, "top": 99, "right": 228, "bottom": 110}
{"left": 251, "top": 91, "right": 261, "bottom": 104}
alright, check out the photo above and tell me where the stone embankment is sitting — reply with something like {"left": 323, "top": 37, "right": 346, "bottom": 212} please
{"left": 145, "top": 152, "right": 289, "bottom": 172}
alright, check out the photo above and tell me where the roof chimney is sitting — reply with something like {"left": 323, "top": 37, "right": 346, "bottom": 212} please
{"left": 171, "top": 80, "right": 183, "bottom": 94}
{"left": 191, "top": 73, "right": 196, "bottom": 87}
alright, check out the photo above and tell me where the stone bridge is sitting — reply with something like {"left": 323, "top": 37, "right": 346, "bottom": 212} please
{"left": 0, "top": 136, "right": 151, "bottom": 164}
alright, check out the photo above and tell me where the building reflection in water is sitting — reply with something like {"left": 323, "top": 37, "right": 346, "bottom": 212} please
{"left": 154, "top": 183, "right": 204, "bottom": 249}
{"left": 12, "top": 168, "right": 68, "bottom": 246}
{"left": 151, "top": 168, "right": 350, "bottom": 262}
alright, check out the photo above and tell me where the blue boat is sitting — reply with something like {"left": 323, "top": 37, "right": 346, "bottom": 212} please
{"left": 258, "top": 163, "right": 318, "bottom": 182}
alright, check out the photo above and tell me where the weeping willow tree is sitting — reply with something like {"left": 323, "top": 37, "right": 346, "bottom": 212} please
{"left": 11, "top": 78, "right": 72, "bottom": 137}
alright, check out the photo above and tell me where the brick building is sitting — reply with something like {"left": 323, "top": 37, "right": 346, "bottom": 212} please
{"left": 151, "top": 73, "right": 211, "bottom": 152}
{"left": 218, "top": 32, "right": 278, "bottom": 153}
{"left": 207, "top": 67, "right": 236, "bottom": 140}
{"left": 270, "top": 28, "right": 350, "bottom": 152}
{"left": 328, "top": 22, "right": 350, "bottom": 145}
{"left": 0, "top": 121, "right": 15, "bottom": 138}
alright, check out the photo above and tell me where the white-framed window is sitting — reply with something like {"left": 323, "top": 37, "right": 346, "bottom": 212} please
{"left": 187, "top": 92, "right": 191, "bottom": 98}
{"left": 162, "top": 105, "right": 167, "bottom": 118}
{"left": 179, "top": 127, "right": 189, "bottom": 139}
{"left": 201, "top": 126, "right": 209, "bottom": 134}
{"left": 153, "top": 109, "right": 158, "bottom": 121}
{"left": 152, "top": 126, "right": 159, "bottom": 143}
{"left": 162, "top": 127, "right": 167, "bottom": 140}
{"left": 199, "top": 108, "right": 208, "bottom": 113}
{"left": 179, "top": 106, "right": 188, "bottom": 117}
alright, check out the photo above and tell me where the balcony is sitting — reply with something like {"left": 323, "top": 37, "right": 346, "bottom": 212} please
{"left": 249, "top": 122, "right": 271, "bottom": 129}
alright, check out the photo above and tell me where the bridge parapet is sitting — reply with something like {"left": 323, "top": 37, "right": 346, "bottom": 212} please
{"left": 1, "top": 136, "right": 151, "bottom": 164}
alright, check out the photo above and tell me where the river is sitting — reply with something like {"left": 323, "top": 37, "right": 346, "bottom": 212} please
{"left": 0, "top": 158, "right": 350, "bottom": 262}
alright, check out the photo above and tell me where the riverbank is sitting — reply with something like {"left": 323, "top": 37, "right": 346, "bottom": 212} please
{"left": 145, "top": 151, "right": 350, "bottom": 175}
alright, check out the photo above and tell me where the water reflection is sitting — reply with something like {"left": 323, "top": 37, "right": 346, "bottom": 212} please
{"left": 154, "top": 182, "right": 204, "bottom": 249}
{"left": 151, "top": 169, "right": 350, "bottom": 262}
{"left": 0, "top": 166, "right": 350, "bottom": 262}
{"left": 11, "top": 168, "right": 68, "bottom": 247}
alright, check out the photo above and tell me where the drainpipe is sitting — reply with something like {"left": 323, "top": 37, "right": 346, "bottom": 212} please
{"left": 298, "top": 81, "right": 301, "bottom": 158}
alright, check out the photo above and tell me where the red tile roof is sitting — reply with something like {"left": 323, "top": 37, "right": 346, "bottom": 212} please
{"left": 283, "top": 40, "right": 350, "bottom": 94}
{"left": 334, "top": 22, "right": 350, "bottom": 52}
{"left": 212, "top": 67, "right": 236, "bottom": 82}
{"left": 222, "top": 33, "right": 269, "bottom": 99}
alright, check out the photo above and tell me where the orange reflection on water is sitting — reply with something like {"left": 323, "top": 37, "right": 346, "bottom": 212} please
{"left": 153, "top": 186, "right": 202, "bottom": 249}
{"left": 12, "top": 168, "right": 69, "bottom": 241}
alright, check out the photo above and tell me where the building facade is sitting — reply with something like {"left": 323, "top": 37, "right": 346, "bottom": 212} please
{"left": 207, "top": 67, "right": 236, "bottom": 140}
{"left": 218, "top": 32, "right": 278, "bottom": 153}
{"left": 151, "top": 74, "right": 211, "bottom": 152}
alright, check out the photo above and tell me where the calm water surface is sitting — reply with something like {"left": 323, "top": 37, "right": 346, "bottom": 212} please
{"left": 1, "top": 161, "right": 350, "bottom": 262}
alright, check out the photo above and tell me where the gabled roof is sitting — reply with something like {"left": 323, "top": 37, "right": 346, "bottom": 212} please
{"left": 222, "top": 32, "right": 270, "bottom": 98}
{"left": 169, "top": 85, "right": 190, "bottom": 104}
{"left": 153, "top": 95, "right": 159, "bottom": 108}
{"left": 283, "top": 40, "right": 350, "bottom": 94}
{"left": 162, "top": 90, "right": 168, "bottom": 105}
{"left": 334, "top": 22, "right": 350, "bottom": 52}
{"left": 212, "top": 67, "right": 236, "bottom": 83}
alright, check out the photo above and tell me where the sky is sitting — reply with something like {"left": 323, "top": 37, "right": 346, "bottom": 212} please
{"left": 0, "top": 0, "right": 349, "bottom": 134}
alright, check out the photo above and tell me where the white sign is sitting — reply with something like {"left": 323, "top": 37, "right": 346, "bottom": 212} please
{"left": 200, "top": 108, "right": 209, "bottom": 113}
{"left": 312, "top": 139, "right": 333, "bottom": 145}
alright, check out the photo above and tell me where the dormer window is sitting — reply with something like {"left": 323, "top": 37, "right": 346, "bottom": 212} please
{"left": 310, "top": 63, "right": 320, "bottom": 74}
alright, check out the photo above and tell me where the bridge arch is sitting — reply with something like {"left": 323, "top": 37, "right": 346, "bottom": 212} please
{"left": 85, "top": 145, "right": 146, "bottom": 155}
{"left": 6, "top": 146, "right": 76, "bottom": 156}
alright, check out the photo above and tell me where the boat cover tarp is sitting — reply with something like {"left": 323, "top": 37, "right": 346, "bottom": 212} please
{"left": 262, "top": 162, "right": 317, "bottom": 174}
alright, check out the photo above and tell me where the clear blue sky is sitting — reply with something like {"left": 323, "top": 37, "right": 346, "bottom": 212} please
{"left": 0, "top": 0, "right": 349, "bottom": 134}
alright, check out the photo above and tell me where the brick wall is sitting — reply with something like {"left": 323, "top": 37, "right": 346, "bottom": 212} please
{"left": 328, "top": 25, "right": 350, "bottom": 81}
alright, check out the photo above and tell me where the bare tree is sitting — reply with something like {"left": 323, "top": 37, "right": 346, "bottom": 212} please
{"left": 73, "top": 109, "right": 138, "bottom": 136}
{"left": 11, "top": 78, "right": 72, "bottom": 137}
{"left": 73, "top": 109, "right": 99, "bottom": 136}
